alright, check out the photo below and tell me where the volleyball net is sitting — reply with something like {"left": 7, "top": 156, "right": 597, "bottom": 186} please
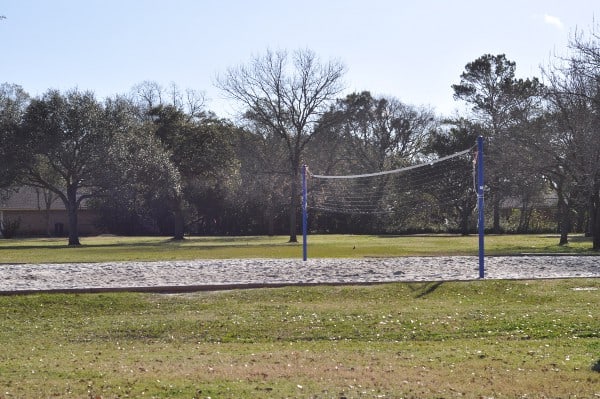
{"left": 301, "top": 137, "right": 485, "bottom": 278}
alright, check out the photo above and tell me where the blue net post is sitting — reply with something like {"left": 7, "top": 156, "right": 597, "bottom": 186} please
{"left": 302, "top": 164, "right": 308, "bottom": 261}
{"left": 477, "top": 136, "right": 485, "bottom": 278}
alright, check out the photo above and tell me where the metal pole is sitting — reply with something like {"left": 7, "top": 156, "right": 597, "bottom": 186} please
{"left": 302, "top": 164, "right": 308, "bottom": 261}
{"left": 477, "top": 136, "right": 485, "bottom": 278}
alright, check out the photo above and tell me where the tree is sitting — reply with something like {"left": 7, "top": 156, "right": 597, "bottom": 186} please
{"left": 148, "top": 105, "right": 236, "bottom": 239}
{"left": 540, "top": 30, "right": 600, "bottom": 250}
{"left": 230, "top": 122, "right": 290, "bottom": 235}
{"left": 452, "top": 54, "right": 543, "bottom": 233}
{"left": 94, "top": 99, "right": 182, "bottom": 236}
{"left": 322, "top": 91, "right": 435, "bottom": 171}
{"left": 0, "top": 83, "right": 30, "bottom": 188}
{"left": 310, "top": 91, "right": 436, "bottom": 233}
{"left": 120, "top": 81, "right": 240, "bottom": 239}
{"left": 19, "top": 89, "right": 118, "bottom": 245}
{"left": 425, "top": 119, "right": 479, "bottom": 235}
{"left": 130, "top": 81, "right": 207, "bottom": 122}
{"left": 216, "top": 48, "right": 346, "bottom": 242}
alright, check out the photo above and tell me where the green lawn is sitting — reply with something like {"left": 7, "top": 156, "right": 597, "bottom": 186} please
{"left": 0, "top": 233, "right": 596, "bottom": 263}
{"left": 0, "top": 279, "right": 598, "bottom": 398}
{"left": 1, "top": 234, "right": 598, "bottom": 397}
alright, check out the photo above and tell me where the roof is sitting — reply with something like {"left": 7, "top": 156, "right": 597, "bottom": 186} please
{"left": 0, "top": 186, "right": 66, "bottom": 211}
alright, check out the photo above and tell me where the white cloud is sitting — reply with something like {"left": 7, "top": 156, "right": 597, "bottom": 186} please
{"left": 543, "top": 14, "right": 564, "bottom": 30}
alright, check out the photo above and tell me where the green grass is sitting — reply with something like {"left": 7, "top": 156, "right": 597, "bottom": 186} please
{"left": 0, "top": 233, "right": 596, "bottom": 263}
{"left": 1, "top": 234, "right": 598, "bottom": 397}
{"left": 0, "top": 279, "right": 599, "bottom": 397}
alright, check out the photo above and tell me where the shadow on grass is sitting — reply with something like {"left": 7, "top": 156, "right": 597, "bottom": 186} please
{"left": 0, "top": 239, "right": 175, "bottom": 251}
{"left": 376, "top": 234, "right": 466, "bottom": 238}
{"left": 186, "top": 236, "right": 284, "bottom": 243}
{"left": 0, "top": 239, "right": 297, "bottom": 252}
{"left": 408, "top": 281, "right": 444, "bottom": 298}
{"left": 592, "top": 360, "right": 600, "bottom": 373}
{"left": 542, "top": 235, "right": 592, "bottom": 243}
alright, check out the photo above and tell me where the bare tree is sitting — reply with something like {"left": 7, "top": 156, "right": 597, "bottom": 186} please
{"left": 541, "top": 29, "right": 600, "bottom": 249}
{"left": 130, "top": 81, "right": 207, "bottom": 122}
{"left": 216, "top": 49, "right": 345, "bottom": 242}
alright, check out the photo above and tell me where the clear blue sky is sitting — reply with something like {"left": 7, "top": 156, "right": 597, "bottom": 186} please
{"left": 1, "top": 0, "right": 598, "bottom": 117}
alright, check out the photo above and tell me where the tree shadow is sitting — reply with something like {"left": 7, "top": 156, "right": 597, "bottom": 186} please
{"left": 0, "top": 239, "right": 175, "bottom": 251}
{"left": 408, "top": 281, "right": 444, "bottom": 298}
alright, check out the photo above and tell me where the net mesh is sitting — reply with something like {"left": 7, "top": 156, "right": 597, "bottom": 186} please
{"left": 308, "top": 147, "right": 477, "bottom": 218}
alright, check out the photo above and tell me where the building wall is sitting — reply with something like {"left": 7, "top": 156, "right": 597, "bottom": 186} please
{"left": 1, "top": 209, "right": 100, "bottom": 236}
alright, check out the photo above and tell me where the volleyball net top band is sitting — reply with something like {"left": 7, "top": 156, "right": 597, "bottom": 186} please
{"left": 309, "top": 147, "right": 474, "bottom": 179}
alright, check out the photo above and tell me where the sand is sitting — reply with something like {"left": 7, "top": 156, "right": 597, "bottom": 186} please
{"left": 0, "top": 255, "right": 598, "bottom": 294}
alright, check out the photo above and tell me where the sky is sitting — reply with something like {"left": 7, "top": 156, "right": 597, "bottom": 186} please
{"left": 1, "top": 0, "right": 599, "bottom": 117}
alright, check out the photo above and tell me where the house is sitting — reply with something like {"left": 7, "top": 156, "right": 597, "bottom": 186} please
{"left": 0, "top": 186, "right": 100, "bottom": 237}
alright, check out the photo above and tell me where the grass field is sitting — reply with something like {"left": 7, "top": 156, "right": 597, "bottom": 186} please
{"left": 0, "top": 280, "right": 598, "bottom": 398}
{"left": 0, "top": 233, "right": 596, "bottom": 263}
{"left": 0, "top": 234, "right": 598, "bottom": 398}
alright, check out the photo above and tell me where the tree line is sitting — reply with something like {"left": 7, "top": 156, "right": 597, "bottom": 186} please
{"left": 1, "top": 29, "right": 600, "bottom": 250}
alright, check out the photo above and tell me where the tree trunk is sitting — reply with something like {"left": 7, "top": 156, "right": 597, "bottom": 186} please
{"left": 492, "top": 193, "right": 501, "bottom": 234}
{"left": 460, "top": 209, "right": 470, "bottom": 236}
{"left": 559, "top": 211, "right": 570, "bottom": 246}
{"left": 591, "top": 189, "right": 600, "bottom": 251}
{"left": 266, "top": 203, "right": 275, "bottom": 236}
{"left": 66, "top": 185, "right": 80, "bottom": 246}
{"left": 518, "top": 200, "right": 532, "bottom": 234}
{"left": 42, "top": 189, "right": 54, "bottom": 237}
{"left": 557, "top": 188, "right": 570, "bottom": 246}
{"left": 288, "top": 171, "right": 298, "bottom": 243}
{"left": 173, "top": 198, "right": 185, "bottom": 241}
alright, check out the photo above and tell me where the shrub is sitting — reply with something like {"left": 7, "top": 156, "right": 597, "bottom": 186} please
{"left": 0, "top": 217, "right": 21, "bottom": 238}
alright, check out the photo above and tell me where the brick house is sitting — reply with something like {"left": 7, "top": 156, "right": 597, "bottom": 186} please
{"left": 0, "top": 186, "right": 100, "bottom": 237}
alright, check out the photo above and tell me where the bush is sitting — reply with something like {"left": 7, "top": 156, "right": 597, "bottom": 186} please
{"left": 1, "top": 217, "right": 21, "bottom": 238}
